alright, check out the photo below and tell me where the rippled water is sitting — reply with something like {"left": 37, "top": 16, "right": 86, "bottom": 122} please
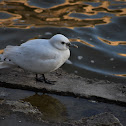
{"left": 0, "top": 0, "right": 126, "bottom": 82}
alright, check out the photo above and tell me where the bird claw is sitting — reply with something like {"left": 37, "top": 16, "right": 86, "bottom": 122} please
{"left": 44, "top": 80, "right": 56, "bottom": 85}
{"left": 36, "top": 77, "right": 56, "bottom": 85}
{"left": 36, "top": 77, "right": 44, "bottom": 82}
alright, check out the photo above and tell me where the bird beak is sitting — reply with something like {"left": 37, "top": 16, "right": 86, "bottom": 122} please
{"left": 67, "top": 43, "right": 78, "bottom": 48}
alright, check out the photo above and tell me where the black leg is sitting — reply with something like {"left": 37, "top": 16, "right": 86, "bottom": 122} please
{"left": 35, "top": 74, "right": 55, "bottom": 85}
{"left": 42, "top": 74, "right": 46, "bottom": 82}
{"left": 36, "top": 74, "right": 43, "bottom": 82}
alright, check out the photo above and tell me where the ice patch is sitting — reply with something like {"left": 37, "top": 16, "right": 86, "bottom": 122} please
{"left": 78, "top": 56, "right": 83, "bottom": 60}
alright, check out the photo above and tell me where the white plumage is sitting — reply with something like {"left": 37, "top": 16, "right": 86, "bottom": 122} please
{"left": 0, "top": 34, "right": 77, "bottom": 84}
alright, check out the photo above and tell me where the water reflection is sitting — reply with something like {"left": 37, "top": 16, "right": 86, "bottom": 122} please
{"left": 70, "top": 38, "right": 95, "bottom": 47}
{"left": 23, "top": 94, "right": 67, "bottom": 122}
{"left": 0, "top": 0, "right": 125, "bottom": 28}
{"left": 99, "top": 37, "right": 126, "bottom": 46}
{"left": 114, "top": 74, "right": 126, "bottom": 77}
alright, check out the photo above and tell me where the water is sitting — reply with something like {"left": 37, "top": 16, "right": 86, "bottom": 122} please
{"left": 0, "top": 0, "right": 126, "bottom": 125}
{"left": 0, "top": 0, "right": 126, "bottom": 82}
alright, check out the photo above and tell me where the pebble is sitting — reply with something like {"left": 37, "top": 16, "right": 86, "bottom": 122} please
{"left": 91, "top": 60, "right": 95, "bottom": 63}
{"left": 45, "top": 32, "right": 52, "bottom": 36}
{"left": 74, "top": 70, "right": 78, "bottom": 74}
{"left": 110, "top": 58, "right": 114, "bottom": 61}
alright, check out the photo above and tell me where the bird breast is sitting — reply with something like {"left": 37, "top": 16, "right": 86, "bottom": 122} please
{"left": 21, "top": 49, "right": 70, "bottom": 74}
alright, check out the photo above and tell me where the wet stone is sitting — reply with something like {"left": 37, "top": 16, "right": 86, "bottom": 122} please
{"left": 0, "top": 67, "right": 126, "bottom": 106}
{"left": 74, "top": 113, "right": 122, "bottom": 126}
{"left": 0, "top": 99, "right": 123, "bottom": 126}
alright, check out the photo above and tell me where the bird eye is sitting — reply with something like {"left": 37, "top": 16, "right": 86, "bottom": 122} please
{"left": 61, "top": 42, "right": 65, "bottom": 44}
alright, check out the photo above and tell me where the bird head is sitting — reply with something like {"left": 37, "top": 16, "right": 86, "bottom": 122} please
{"left": 50, "top": 34, "right": 78, "bottom": 50}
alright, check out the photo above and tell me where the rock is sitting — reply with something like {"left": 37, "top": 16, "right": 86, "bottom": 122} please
{"left": 0, "top": 67, "right": 126, "bottom": 106}
{"left": 0, "top": 99, "right": 43, "bottom": 121}
{"left": 74, "top": 112, "right": 123, "bottom": 126}
{"left": 0, "top": 99, "right": 123, "bottom": 126}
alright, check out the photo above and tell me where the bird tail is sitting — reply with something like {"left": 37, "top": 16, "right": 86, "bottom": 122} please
{"left": 0, "top": 48, "right": 15, "bottom": 69}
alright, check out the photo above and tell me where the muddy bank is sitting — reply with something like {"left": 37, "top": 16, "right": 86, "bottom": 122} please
{"left": 0, "top": 99, "right": 122, "bottom": 126}
{"left": 0, "top": 67, "right": 126, "bottom": 106}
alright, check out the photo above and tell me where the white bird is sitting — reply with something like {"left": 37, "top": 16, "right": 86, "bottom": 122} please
{"left": 0, "top": 34, "right": 78, "bottom": 84}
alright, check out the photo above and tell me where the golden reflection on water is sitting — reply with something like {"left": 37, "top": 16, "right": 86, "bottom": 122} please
{"left": 99, "top": 37, "right": 126, "bottom": 46}
{"left": 118, "top": 53, "right": 126, "bottom": 57}
{"left": 0, "top": 0, "right": 125, "bottom": 29}
{"left": 114, "top": 74, "right": 126, "bottom": 77}
{"left": 70, "top": 38, "right": 95, "bottom": 47}
{"left": 0, "top": 49, "right": 4, "bottom": 54}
